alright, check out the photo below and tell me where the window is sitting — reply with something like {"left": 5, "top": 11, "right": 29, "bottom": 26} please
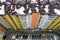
{"left": 23, "top": 35, "right": 28, "bottom": 39}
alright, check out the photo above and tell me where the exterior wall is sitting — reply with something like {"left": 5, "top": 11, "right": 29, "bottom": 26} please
{"left": 26, "top": 14, "right": 32, "bottom": 28}
{"left": 0, "top": 25, "right": 6, "bottom": 32}
{"left": 31, "top": 12, "right": 40, "bottom": 29}
{"left": 0, "top": 37, "right": 3, "bottom": 40}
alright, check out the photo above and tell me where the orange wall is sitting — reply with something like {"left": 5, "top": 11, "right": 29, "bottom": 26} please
{"left": 0, "top": 25, "right": 6, "bottom": 32}
{"left": 31, "top": 12, "right": 40, "bottom": 29}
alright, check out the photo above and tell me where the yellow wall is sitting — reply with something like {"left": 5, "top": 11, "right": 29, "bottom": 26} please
{"left": 0, "top": 37, "right": 3, "bottom": 40}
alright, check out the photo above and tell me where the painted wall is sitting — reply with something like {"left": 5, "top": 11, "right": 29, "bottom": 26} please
{"left": 31, "top": 12, "right": 40, "bottom": 29}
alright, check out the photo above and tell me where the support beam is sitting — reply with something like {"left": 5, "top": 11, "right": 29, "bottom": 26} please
{"left": 46, "top": 16, "right": 58, "bottom": 29}
{"left": 2, "top": 14, "right": 17, "bottom": 30}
